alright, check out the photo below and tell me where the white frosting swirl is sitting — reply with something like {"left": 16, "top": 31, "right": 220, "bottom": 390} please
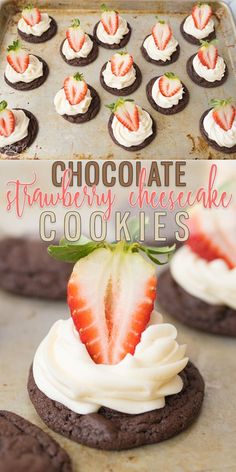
{"left": 143, "top": 35, "right": 178, "bottom": 62}
{"left": 5, "top": 55, "right": 43, "bottom": 84}
{"left": 170, "top": 246, "right": 236, "bottom": 309}
{"left": 203, "top": 109, "right": 236, "bottom": 148}
{"left": 54, "top": 88, "right": 92, "bottom": 116}
{"left": 0, "top": 110, "right": 29, "bottom": 147}
{"left": 33, "top": 311, "right": 188, "bottom": 415}
{"left": 62, "top": 35, "right": 93, "bottom": 60}
{"left": 193, "top": 55, "right": 226, "bottom": 82}
{"left": 96, "top": 16, "right": 129, "bottom": 45}
{"left": 18, "top": 13, "right": 51, "bottom": 37}
{"left": 102, "top": 61, "right": 136, "bottom": 89}
{"left": 112, "top": 106, "right": 153, "bottom": 147}
{"left": 152, "top": 77, "right": 184, "bottom": 109}
{"left": 183, "top": 15, "right": 214, "bottom": 39}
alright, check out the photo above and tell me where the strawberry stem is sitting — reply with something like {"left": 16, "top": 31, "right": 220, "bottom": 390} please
{"left": 209, "top": 98, "right": 233, "bottom": 109}
{"left": 106, "top": 98, "right": 134, "bottom": 113}
{"left": 73, "top": 72, "right": 84, "bottom": 81}
{"left": 71, "top": 18, "right": 80, "bottom": 28}
{"left": 7, "top": 40, "right": 21, "bottom": 52}
{"left": 0, "top": 100, "right": 7, "bottom": 112}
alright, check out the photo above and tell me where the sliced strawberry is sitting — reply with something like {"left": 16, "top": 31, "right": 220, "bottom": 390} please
{"left": 211, "top": 98, "right": 236, "bottom": 131}
{"left": 111, "top": 52, "right": 133, "bottom": 77}
{"left": 66, "top": 18, "right": 86, "bottom": 52}
{"left": 7, "top": 40, "right": 29, "bottom": 74}
{"left": 152, "top": 20, "right": 172, "bottom": 50}
{"left": 192, "top": 3, "right": 212, "bottom": 30}
{"left": 101, "top": 6, "right": 119, "bottom": 35}
{"left": 159, "top": 72, "right": 182, "bottom": 97}
{"left": 68, "top": 247, "right": 157, "bottom": 364}
{"left": 0, "top": 101, "right": 15, "bottom": 137}
{"left": 63, "top": 73, "right": 88, "bottom": 106}
{"left": 107, "top": 99, "right": 140, "bottom": 132}
{"left": 198, "top": 41, "right": 218, "bottom": 69}
{"left": 22, "top": 6, "right": 41, "bottom": 26}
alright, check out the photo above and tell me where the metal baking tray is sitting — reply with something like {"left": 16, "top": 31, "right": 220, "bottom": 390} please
{"left": 0, "top": 0, "right": 236, "bottom": 160}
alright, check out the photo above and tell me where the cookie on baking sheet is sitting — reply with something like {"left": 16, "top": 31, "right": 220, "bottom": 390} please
{"left": 141, "top": 19, "right": 180, "bottom": 66}
{"left": 180, "top": 3, "right": 216, "bottom": 45}
{"left": 100, "top": 51, "right": 142, "bottom": 96}
{"left": 146, "top": 74, "right": 189, "bottom": 115}
{"left": 200, "top": 99, "right": 236, "bottom": 154}
{"left": 186, "top": 41, "right": 228, "bottom": 89}
{"left": 60, "top": 19, "right": 98, "bottom": 66}
{"left": 93, "top": 6, "right": 131, "bottom": 49}
{"left": 17, "top": 6, "right": 57, "bottom": 43}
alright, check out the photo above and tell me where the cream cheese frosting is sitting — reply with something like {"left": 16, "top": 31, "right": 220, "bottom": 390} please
{"left": 62, "top": 35, "right": 93, "bottom": 60}
{"left": 18, "top": 13, "right": 51, "bottom": 37}
{"left": 102, "top": 61, "right": 136, "bottom": 89}
{"left": 33, "top": 311, "right": 188, "bottom": 415}
{"left": 54, "top": 88, "right": 92, "bottom": 116}
{"left": 183, "top": 14, "right": 214, "bottom": 39}
{"left": 112, "top": 106, "right": 153, "bottom": 147}
{"left": 193, "top": 55, "right": 226, "bottom": 82}
{"left": 143, "top": 35, "right": 178, "bottom": 62}
{"left": 152, "top": 77, "right": 184, "bottom": 109}
{"left": 96, "top": 16, "right": 129, "bottom": 45}
{"left": 0, "top": 110, "right": 29, "bottom": 147}
{"left": 203, "top": 109, "right": 236, "bottom": 148}
{"left": 170, "top": 246, "right": 236, "bottom": 309}
{"left": 5, "top": 55, "right": 43, "bottom": 84}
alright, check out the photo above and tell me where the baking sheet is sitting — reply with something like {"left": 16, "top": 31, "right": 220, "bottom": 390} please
{"left": 0, "top": 0, "right": 236, "bottom": 160}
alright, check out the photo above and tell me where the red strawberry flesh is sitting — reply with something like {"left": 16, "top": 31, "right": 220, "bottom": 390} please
{"left": 212, "top": 103, "right": 236, "bottom": 131}
{"left": 152, "top": 21, "right": 172, "bottom": 51}
{"left": 111, "top": 52, "right": 133, "bottom": 77}
{"left": 192, "top": 3, "right": 212, "bottom": 30}
{"left": 7, "top": 41, "right": 29, "bottom": 74}
{"left": 66, "top": 20, "right": 86, "bottom": 52}
{"left": 159, "top": 73, "right": 182, "bottom": 97}
{"left": 0, "top": 101, "right": 15, "bottom": 137}
{"left": 198, "top": 43, "right": 218, "bottom": 69}
{"left": 22, "top": 7, "right": 41, "bottom": 26}
{"left": 115, "top": 100, "right": 140, "bottom": 132}
{"left": 64, "top": 74, "right": 88, "bottom": 106}
{"left": 101, "top": 10, "right": 119, "bottom": 35}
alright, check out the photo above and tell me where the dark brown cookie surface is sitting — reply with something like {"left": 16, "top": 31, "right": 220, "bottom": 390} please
{"left": 186, "top": 54, "right": 228, "bottom": 88}
{"left": 60, "top": 35, "right": 99, "bottom": 66}
{"left": 146, "top": 77, "right": 190, "bottom": 115}
{"left": 17, "top": 16, "right": 57, "bottom": 43}
{"left": 61, "top": 85, "right": 100, "bottom": 123}
{"left": 108, "top": 112, "right": 156, "bottom": 152}
{"left": 0, "top": 109, "right": 38, "bottom": 157}
{"left": 200, "top": 109, "right": 236, "bottom": 154}
{"left": 158, "top": 268, "right": 236, "bottom": 336}
{"left": 141, "top": 36, "right": 180, "bottom": 66}
{"left": 0, "top": 238, "right": 71, "bottom": 299}
{"left": 93, "top": 21, "right": 131, "bottom": 49}
{"left": 100, "top": 62, "right": 142, "bottom": 96}
{"left": 0, "top": 410, "right": 71, "bottom": 472}
{"left": 180, "top": 17, "right": 216, "bottom": 45}
{"left": 28, "top": 361, "right": 204, "bottom": 451}
{"left": 4, "top": 56, "right": 49, "bottom": 91}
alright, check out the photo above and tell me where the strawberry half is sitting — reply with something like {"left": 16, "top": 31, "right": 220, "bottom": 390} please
{"left": 210, "top": 98, "right": 236, "bottom": 131}
{"left": 64, "top": 73, "right": 88, "bottom": 106}
{"left": 66, "top": 18, "right": 86, "bottom": 52}
{"left": 198, "top": 40, "right": 218, "bottom": 69}
{"left": 111, "top": 52, "right": 134, "bottom": 77}
{"left": 152, "top": 20, "right": 172, "bottom": 51}
{"left": 192, "top": 3, "right": 212, "bottom": 30}
{"left": 101, "top": 4, "right": 119, "bottom": 36}
{"left": 107, "top": 99, "right": 140, "bottom": 132}
{"left": 159, "top": 72, "right": 182, "bottom": 97}
{"left": 22, "top": 5, "right": 41, "bottom": 26}
{"left": 0, "top": 101, "right": 15, "bottom": 137}
{"left": 7, "top": 40, "right": 29, "bottom": 74}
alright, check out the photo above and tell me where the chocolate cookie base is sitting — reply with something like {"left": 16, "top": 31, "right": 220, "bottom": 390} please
{"left": 108, "top": 112, "right": 156, "bottom": 152}
{"left": 0, "top": 110, "right": 38, "bottom": 157}
{"left": 146, "top": 77, "right": 190, "bottom": 115}
{"left": 17, "top": 17, "right": 57, "bottom": 43}
{"left": 141, "top": 37, "right": 180, "bottom": 66}
{"left": 158, "top": 268, "right": 236, "bottom": 336}
{"left": 93, "top": 22, "right": 131, "bottom": 49}
{"left": 61, "top": 86, "right": 100, "bottom": 123}
{"left": 4, "top": 56, "right": 49, "bottom": 91}
{"left": 0, "top": 238, "right": 71, "bottom": 299}
{"left": 28, "top": 362, "right": 204, "bottom": 451}
{"left": 100, "top": 62, "right": 142, "bottom": 96}
{"left": 60, "top": 35, "right": 99, "bottom": 66}
{"left": 187, "top": 54, "right": 228, "bottom": 88}
{"left": 180, "top": 17, "right": 216, "bottom": 45}
{"left": 0, "top": 410, "right": 71, "bottom": 472}
{"left": 200, "top": 109, "right": 236, "bottom": 154}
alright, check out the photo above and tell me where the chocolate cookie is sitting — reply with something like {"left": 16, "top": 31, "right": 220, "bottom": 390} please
{"left": 93, "top": 22, "right": 131, "bottom": 49}
{"left": 0, "top": 410, "right": 71, "bottom": 472}
{"left": 0, "top": 238, "right": 71, "bottom": 299}
{"left": 4, "top": 57, "right": 49, "bottom": 91}
{"left": 186, "top": 54, "right": 228, "bottom": 88}
{"left": 200, "top": 109, "right": 236, "bottom": 154}
{"left": 180, "top": 17, "right": 216, "bottom": 45}
{"left": 108, "top": 112, "right": 156, "bottom": 152}
{"left": 158, "top": 268, "right": 236, "bottom": 336}
{"left": 60, "top": 35, "right": 99, "bottom": 66}
{"left": 28, "top": 361, "right": 204, "bottom": 451}
{"left": 61, "top": 86, "right": 100, "bottom": 124}
{"left": 17, "top": 17, "right": 57, "bottom": 43}
{"left": 141, "top": 37, "right": 180, "bottom": 66}
{"left": 100, "top": 62, "right": 142, "bottom": 96}
{"left": 146, "top": 77, "right": 190, "bottom": 115}
{"left": 0, "top": 110, "right": 38, "bottom": 157}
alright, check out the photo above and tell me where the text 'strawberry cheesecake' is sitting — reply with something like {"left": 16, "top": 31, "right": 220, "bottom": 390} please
{"left": 100, "top": 51, "right": 142, "bottom": 96}
{"left": 93, "top": 4, "right": 131, "bottom": 49}
{"left": 17, "top": 5, "right": 57, "bottom": 43}
{"left": 159, "top": 205, "right": 236, "bottom": 336}
{"left": 180, "top": 3, "right": 215, "bottom": 45}
{"left": 5, "top": 40, "right": 49, "bottom": 91}
{"left": 54, "top": 72, "right": 100, "bottom": 124}
{"left": 28, "top": 239, "right": 204, "bottom": 450}
{"left": 0, "top": 100, "right": 38, "bottom": 157}
{"left": 187, "top": 40, "right": 228, "bottom": 88}
{"left": 60, "top": 19, "right": 98, "bottom": 66}
{"left": 146, "top": 72, "right": 189, "bottom": 115}
{"left": 200, "top": 98, "right": 236, "bottom": 154}
{"left": 107, "top": 98, "right": 156, "bottom": 151}
{"left": 141, "top": 19, "right": 180, "bottom": 66}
